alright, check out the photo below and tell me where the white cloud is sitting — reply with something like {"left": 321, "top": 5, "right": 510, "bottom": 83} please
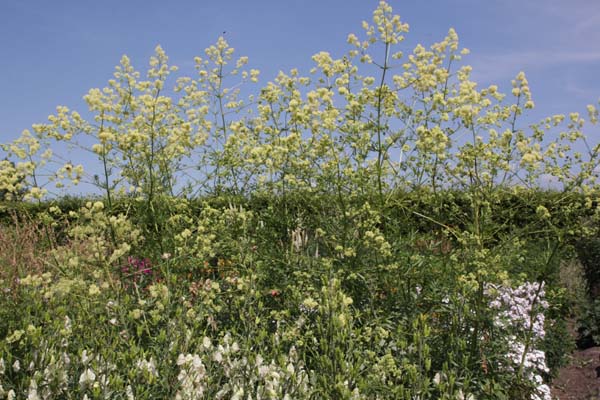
{"left": 469, "top": 49, "right": 600, "bottom": 84}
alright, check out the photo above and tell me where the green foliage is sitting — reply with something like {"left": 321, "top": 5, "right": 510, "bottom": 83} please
{"left": 2, "top": 1, "right": 600, "bottom": 398}
{"left": 574, "top": 237, "right": 600, "bottom": 298}
{"left": 577, "top": 299, "right": 600, "bottom": 348}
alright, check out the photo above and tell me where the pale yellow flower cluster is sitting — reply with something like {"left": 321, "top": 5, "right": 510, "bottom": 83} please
{"left": 511, "top": 71, "right": 534, "bottom": 109}
{"left": 0, "top": 160, "right": 24, "bottom": 200}
{"left": 365, "top": 1, "right": 409, "bottom": 46}
{"left": 416, "top": 125, "right": 449, "bottom": 157}
{"left": 587, "top": 103, "right": 598, "bottom": 125}
{"left": 46, "top": 202, "right": 142, "bottom": 275}
{"left": 1, "top": 0, "right": 597, "bottom": 203}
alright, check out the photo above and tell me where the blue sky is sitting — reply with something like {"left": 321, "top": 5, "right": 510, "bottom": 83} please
{"left": 1, "top": 0, "right": 599, "bottom": 144}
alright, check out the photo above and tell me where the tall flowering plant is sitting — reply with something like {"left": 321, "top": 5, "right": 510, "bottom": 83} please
{"left": 486, "top": 282, "right": 551, "bottom": 400}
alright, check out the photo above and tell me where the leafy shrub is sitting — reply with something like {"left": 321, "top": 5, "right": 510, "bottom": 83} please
{"left": 2, "top": 1, "right": 600, "bottom": 398}
{"left": 577, "top": 299, "right": 600, "bottom": 348}
{"left": 574, "top": 237, "right": 600, "bottom": 299}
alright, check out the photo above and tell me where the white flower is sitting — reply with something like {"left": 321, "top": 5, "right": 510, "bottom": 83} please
{"left": 27, "top": 379, "right": 40, "bottom": 400}
{"left": 136, "top": 357, "right": 158, "bottom": 378}
{"left": 63, "top": 316, "right": 72, "bottom": 333}
{"left": 81, "top": 350, "right": 92, "bottom": 365}
{"left": 175, "top": 353, "right": 207, "bottom": 399}
{"left": 231, "top": 388, "right": 244, "bottom": 400}
{"left": 532, "top": 384, "right": 552, "bottom": 400}
{"left": 177, "top": 354, "right": 189, "bottom": 366}
{"left": 213, "top": 348, "right": 223, "bottom": 363}
{"left": 456, "top": 389, "right": 475, "bottom": 400}
{"left": 286, "top": 362, "right": 295, "bottom": 374}
{"left": 126, "top": 385, "right": 135, "bottom": 400}
{"left": 79, "top": 368, "right": 96, "bottom": 389}
{"left": 258, "top": 365, "right": 270, "bottom": 378}
{"left": 191, "top": 355, "right": 203, "bottom": 371}
{"left": 12, "top": 360, "right": 20, "bottom": 372}
{"left": 486, "top": 281, "right": 550, "bottom": 398}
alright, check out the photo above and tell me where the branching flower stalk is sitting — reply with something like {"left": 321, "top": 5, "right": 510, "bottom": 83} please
{"left": 516, "top": 242, "right": 559, "bottom": 387}
{"left": 375, "top": 42, "right": 391, "bottom": 206}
